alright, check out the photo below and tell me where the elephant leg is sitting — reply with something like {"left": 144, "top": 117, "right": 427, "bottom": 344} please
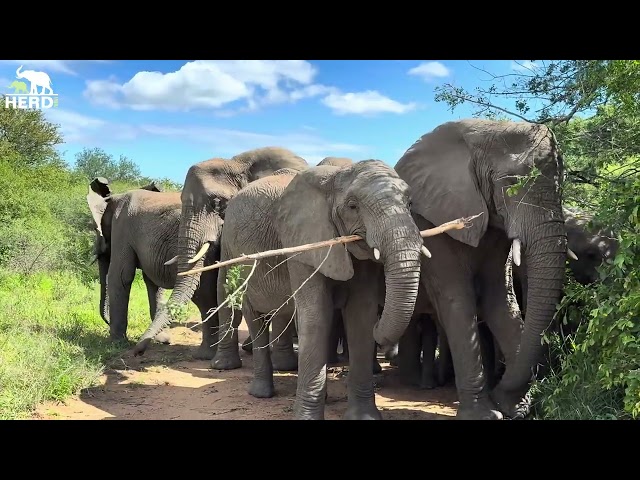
{"left": 419, "top": 314, "right": 438, "bottom": 389}
{"left": 142, "top": 274, "right": 171, "bottom": 345}
{"left": 270, "top": 312, "right": 298, "bottom": 371}
{"left": 289, "top": 263, "right": 332, "bottom": 420}
{"left": 435, "top": 319, "right": 454, "bottom": 386}
{"left": 428, "top": 277, "right": 502, "bottom": 420}
{"left": 478, "top": 254, "right": 528, "bottom": 419}
{"left": 245, "top": 304, "right": 276, "bottom": 399}
{"left": 327, "top": 309, "right": 342, "bottom": 365}
{"left": 241, "top": 334, "right": 253, "bottom": 354}
{"left": 478, "top": 320, "right": 496, "bottom": 390}
{"left": 396, "top": 314, "right": 422, "bottom": 387}
{"left": 211, "top": 268, "right": 242, "bottom": 370}
{"left": 342, "top": 262, "right": 382, "bottom": 420}
{"left": 107, "top": 249, "right": 137, "bottom": 341}
{"left": 192, "top": 270, "right": 219, "bottom": 360}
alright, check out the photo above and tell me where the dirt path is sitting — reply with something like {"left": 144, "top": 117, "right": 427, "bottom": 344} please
{"left": 34, "top": 320, "right": 459, "bottom": 420}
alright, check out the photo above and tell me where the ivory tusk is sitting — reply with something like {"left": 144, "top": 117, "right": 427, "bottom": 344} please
{"left": 373, "top": 247, "right": 380, "bottom": 260}
{"left": 421, "top": 245, "right": 432, "bottom": 258}
{"left": 567, "top": 248, "right": 578, "bottom": 261}
{"left": 164, "top": 255, "right": 179, "bottom": 266}
{"left": 512, "top": 239, "right": 522, "bottom": 267}
{"left": 187, "top": 242, "right": 210, "bottom": 264}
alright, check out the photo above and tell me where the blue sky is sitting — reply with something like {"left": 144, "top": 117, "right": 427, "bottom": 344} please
{"left": 0, "top": 60, "right": 542, "bottom": 183}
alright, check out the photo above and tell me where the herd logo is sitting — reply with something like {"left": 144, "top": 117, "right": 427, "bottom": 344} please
{"left": 4, "top": 65, "right": 59, "bottom": 110}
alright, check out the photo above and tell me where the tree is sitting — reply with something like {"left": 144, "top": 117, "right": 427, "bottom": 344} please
{"left": 73, "top": 147, "right": 141, "bottom": 183}
{"left": 0, "top": 95, "right": 63, "bottom": 168}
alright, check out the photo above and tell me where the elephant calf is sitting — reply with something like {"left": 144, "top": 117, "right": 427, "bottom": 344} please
{"left": 87, "top": 177, "right": 218, "bottom": 353}
{"left": 213, "top": 161, "right": 427, "bottom": 420}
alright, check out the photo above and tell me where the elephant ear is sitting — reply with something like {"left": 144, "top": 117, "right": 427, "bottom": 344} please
{"left": 140, "top": 181, "right": 162, "bottom": 192}
{"left": 273, "top": 167, "right": 354, "bottom": 282}
{"left": 395, "top": 122, "right": 488, "bottom": 247}
{"left": 87, "top": 177, "right": 112, "bottom": 237}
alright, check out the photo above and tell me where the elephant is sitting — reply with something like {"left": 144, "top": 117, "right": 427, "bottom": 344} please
{"left": 212, "top": 160, "right": 427, "bottom": 420}
{"left": 86, "top": 177, "right": 217, "bottom": 349}
{"left": 8, "top": 80, "right": 28, "bottom": 94}
{"left": 388, "top": 118, "right": 568, "bottom": 420}
{"left": 16, "top": 65, "right": 53, "bottom": 95}
{"left": 133, "top": 147, "right": 309, "bottom": 361}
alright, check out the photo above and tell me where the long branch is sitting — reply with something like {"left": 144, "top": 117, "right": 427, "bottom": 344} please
{"left": 177, "top": 212, "right": 484, "bottom": 277}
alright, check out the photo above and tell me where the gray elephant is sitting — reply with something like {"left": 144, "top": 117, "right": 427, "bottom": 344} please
{"left": 86, "top": 177, "right": 217, "bottom": 348}
{"left": 387, "top": 119, "right": 568, "bottom": 420}
{"left": 133, "top": 147, "right": 309, "bottom": 362}
{"left": 212, "top": 160, "right": 427, "bottom": 420}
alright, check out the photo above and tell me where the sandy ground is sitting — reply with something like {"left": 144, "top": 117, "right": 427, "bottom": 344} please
{"left": 33, "top": 319, "right": 459, "bottom": 420}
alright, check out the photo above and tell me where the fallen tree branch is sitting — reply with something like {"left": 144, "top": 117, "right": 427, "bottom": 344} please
{"left": 177, "top": 212, "right": 484, "bottom": 277}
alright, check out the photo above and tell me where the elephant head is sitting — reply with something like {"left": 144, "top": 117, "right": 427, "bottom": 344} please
{"left": 395, "top": 119, "right": 567, "bottom": 395}
{"left": 134, "top": 147, "right": 309, "bottom": 352}
{"left": 86, "top": 178, "right": 162, "bottom": 325}
{"left": 272, "top": 160, "right": 427, "bottom": 348}
{"left": 564, "top": 206, "right": 619, "bottom": 284}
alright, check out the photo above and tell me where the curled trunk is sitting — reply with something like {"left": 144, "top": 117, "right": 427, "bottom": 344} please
{"left": 371, "top": 223, "right": 422, "bottom": 347}
{"left": 134, "top": 206, "right": 218, "bottom": 354}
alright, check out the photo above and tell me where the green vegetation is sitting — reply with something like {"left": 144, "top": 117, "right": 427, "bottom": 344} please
{"left": 0, "top": 96, "right": 183, "bottom": 419}
{"left": 435, "top": 60, "right": 640, "bottom": 419}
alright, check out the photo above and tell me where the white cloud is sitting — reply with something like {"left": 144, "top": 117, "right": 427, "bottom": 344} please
{"left": 83, "top": 60, "right": 327, "bottom": 112}
{"left": 321, "top": 90, "right": 417, "bottom": 116}
{"left": 44, "top": 109, "right": 368, "bottom": 165}
{"left": 407, "top": 61, "right": 451, "bottom": 81}
{"left": 0, "top": 60, "right": 109, "bottom": 76}
{"left": 510, "top": 60, "right": 540, "bottom": 73}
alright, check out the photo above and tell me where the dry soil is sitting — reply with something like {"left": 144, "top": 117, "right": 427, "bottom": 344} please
{"left": 34, "top": 319, "right": 459, "bottom": 420}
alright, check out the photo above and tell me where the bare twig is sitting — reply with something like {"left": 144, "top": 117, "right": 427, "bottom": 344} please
{"left": 177, "top": 212, "right": 484, "bottom": 277}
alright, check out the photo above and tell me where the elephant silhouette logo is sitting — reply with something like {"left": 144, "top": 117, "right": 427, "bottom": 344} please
{"left": 4, "top": 65, "right": 59, "bottom": 110}
{"left": 7, "top": 81, "right": 28, "bottom": 94}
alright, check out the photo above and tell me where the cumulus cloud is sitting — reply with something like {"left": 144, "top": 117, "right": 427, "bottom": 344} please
{"left": 510, "top": 60, "right": 540, "bottom": 73}
{"left": 321, "top": 90, "right": 417, "bottom": 116}
{"left": 83, "top": 60, "right": 415, "bottom": 117}
{"left": 84, "top": 60, "right": 329, "bottom": 112}
{"left": 45, "top": 109, "right": 369, "bottom": 165}
{"left": 0, "top": 60, "right": 110, "bottom": 76}
{"left": 407, "top": 61, "right": 451, "bottom": 81}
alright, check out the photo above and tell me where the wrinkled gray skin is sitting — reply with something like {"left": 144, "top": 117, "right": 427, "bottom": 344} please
{"left": 316, "top": 156, "right": 382, "bottom": 374}
{"left": 214, "top": 161, "right": 424, "bottom": 420}
{"left": 133, "top": 147, "right": 309, "bottom": 360}
{"left": 392, "top": 119, "right": 567, "bottom": 420}
{"left": 86, "top": 178, "right": 217, "bottom": 346}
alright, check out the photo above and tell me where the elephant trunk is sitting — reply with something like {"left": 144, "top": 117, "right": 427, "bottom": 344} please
{"left": 134, "top": 206, "right": 218, "bottom": 355}
{"left": 371, "top": 214, "right": 423, "bottom": 348}
{"left": 500, "top": 219, "right": 567, "bottom": 394}
{"left": 98, "top": 256, "right": 110, "bottom": 325}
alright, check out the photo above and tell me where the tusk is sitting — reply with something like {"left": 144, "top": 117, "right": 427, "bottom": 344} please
{"left": 373, "top": 247, "right": 380, "bottom": 260}
{"left": 187, "top": 242, "right": 210, "bottom": 264}
{"left": 89, "top": 254, "right": 98, "bottom": 265}
{"left": 421, "top": 245, "right": 432, "bottom": 258}
{"left": 567, "top": 248, "right": 578, "bottom": 261}
{"left": 512, "top": 239, "right": 522, "bottom": 267}
{"left": 164, "top": 255, "right": 179, "bottom": 266}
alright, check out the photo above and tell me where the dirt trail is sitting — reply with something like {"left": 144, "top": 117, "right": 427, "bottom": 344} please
{"left": 34, "top": 320, "right": 458, "bottom": 420}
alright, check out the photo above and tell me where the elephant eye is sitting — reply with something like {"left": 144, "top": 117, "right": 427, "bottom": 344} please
{"left": 347, "top": 200, "right": 357, "bottom": 210}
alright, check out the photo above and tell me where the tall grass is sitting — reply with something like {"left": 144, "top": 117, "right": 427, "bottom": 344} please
{"left": 0, "top": 269, "right": 151, "bottom": 419}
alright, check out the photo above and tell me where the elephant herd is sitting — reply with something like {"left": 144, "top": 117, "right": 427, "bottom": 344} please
{"left": 86, "top": 118, "right": 618, "bottom": 420}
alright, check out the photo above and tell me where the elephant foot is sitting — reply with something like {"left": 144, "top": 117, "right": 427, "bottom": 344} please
{"left": 490, "top": 387, "right": 532, "bottom": 420}
{"left": 343, "top": 403, "right": 383, "bottom": 420}
{"left": 373, "top": 359, "right": 382, "bottom": 375}
{"left": 154, "top": 331, "right": 171, "bottom": 344}
{"left": 211, "top": 351, "right": 242, "bottom": 370}
{"left": 271, "top": 351, "right": 298, "bottom": 372}
{"left": 249, "top": 378, "right": 275, "bottom": 398}
{"left": 193, "top": 344, "right": 217, "bottom": 360}
{"left": 456, "top": 396, "right": 503, "bottom": 420}
{"left": 241, "top": 337, "right": 253, "bottom": 354}
{"left": 419, "top": 373, "right": 437, "bottom": 390}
